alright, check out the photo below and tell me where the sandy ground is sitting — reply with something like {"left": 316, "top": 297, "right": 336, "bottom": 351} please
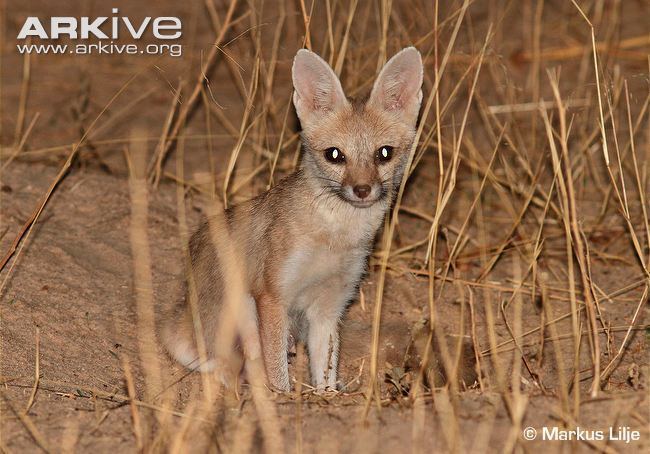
{"left": 0, "top": 160, "right": 647, "bottom": 452}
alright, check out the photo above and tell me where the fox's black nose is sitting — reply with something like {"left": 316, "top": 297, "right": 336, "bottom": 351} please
{"left": 353, "top": 184, "right": 372, "bottom": 199}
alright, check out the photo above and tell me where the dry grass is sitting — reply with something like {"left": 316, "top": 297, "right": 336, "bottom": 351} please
{"left": 0, "top": 0, "right": 649, "bottom": 452}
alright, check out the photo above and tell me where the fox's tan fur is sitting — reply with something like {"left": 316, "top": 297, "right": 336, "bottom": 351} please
{"left": 163, "top": 47, "right": 423, "bottom": 391}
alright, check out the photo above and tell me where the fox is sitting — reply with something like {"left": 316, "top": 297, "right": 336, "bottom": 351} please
{"left": 162, "top": 46, "right": 424, "bottom": 392}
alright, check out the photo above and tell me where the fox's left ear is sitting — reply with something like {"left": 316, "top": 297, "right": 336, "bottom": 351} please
{"left": 369, "top": 47, "right": 423, "bottom": 124}
{"left": 292, "top": 49, "right": 348, "bottom": 127}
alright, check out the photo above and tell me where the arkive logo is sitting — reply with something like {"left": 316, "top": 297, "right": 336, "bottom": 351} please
{"left": 17, "top": 8, "right": 181, "bottom": 40}
{"left": 16, "top": 8, "right": 183, "bottom": 57}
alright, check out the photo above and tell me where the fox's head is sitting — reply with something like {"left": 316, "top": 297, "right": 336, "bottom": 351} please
{"left": 292, "top": 47, "right": 423, "bottom": 208}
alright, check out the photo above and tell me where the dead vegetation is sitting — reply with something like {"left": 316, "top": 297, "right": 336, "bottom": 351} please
{"left": 0, "top": 0, "right": 649, "bottom": 452}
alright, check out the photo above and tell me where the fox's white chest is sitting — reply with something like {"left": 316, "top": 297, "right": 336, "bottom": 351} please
{"left": 277, "top": 198, "right": 384, "bottom": 305}
{"left": 279, "top": 241, "right": 367, "bottom": 305}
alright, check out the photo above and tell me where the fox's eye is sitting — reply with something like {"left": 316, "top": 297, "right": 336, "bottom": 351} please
{"left": 324, "top": 147, "right": 345, "bottom": 164}
{"left": 376, "top": 146, "right": 394, "bottom": 163}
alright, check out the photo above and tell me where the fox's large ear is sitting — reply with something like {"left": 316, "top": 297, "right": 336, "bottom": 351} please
{"left": 369, "top": 47, "right": 423, "bottom": 124}
{"left": 292, "top": 49, "right": 348, "bottom": 126}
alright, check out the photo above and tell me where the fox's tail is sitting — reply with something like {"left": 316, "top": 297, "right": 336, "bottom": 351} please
{"left": 161, "top": 310, "right": 216, "bottom": 372}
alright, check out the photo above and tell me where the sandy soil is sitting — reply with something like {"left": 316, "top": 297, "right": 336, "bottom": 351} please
{"left": 0, "top": 159, "right": 647, "bottom": 452}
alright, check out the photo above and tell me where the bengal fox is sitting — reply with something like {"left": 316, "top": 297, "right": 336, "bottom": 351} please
{"left": 163, "top": 47, "right": 423, "bottom": 391}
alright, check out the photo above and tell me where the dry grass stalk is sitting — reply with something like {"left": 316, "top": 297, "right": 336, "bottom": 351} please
{"left": 298, "top": 0, "right": 313, "bottom": 50}
{"left": 151, "top": 0, "right": 240, "bottom": 184}
{"left": 501, "top": 256, "right": 530, "bottom": 454}
{"left": 3, "top": 112, "right": 40, "bottom": 170}
{"left": 548, "top": 72, "right": 602, "bottom": 398}
{"left": 59, "top": 414, "right": 80, "bottom": 454}
{"left": 517, "top": 33, "right": 650, "bottom": 63}
{"left": 127, "top": 130, "right": 166, "bottom": 439}
{"left": 150, "top": 82, "right": 184, "bottom": 187}
{"left": 222, "top": 56, "right": 261, "bottom": 206}
{"left": 0, "top": 391, "right": 51, "bottom": 452}
{"left": 333, "top": 0, "right": 359, "bottom": 76}
{"left": 12, "top": 39, "right": 31, "bottom": 148}
{"left": 436, "top": 124, "right": 504, "bottom": 296}
{"left": 21, "top": 326, "right": 40, "bottom": 418}
{"left": 174, "top": 144, "right": 214, "bottom": 406}
{"left": 122, "top": 356, "right": 145, "bottom": 451}
{"left": 540, "top": 103, "right": 584, "bottom": 413}
{"left": 168, "top": 400, "right": 199, "bottom": 454}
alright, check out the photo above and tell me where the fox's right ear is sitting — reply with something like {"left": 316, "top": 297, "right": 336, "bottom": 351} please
{"left": 292, "top": 49, "right": 348, "bottom": 126}
{"left": 369, "top": 47, "right": 423, "bottom": 125}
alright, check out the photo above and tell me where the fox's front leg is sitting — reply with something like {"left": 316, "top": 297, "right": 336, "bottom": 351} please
{"left": 306, "top": 304, "right": 343, "bottom": 390}
{"left": 257, "top": 293, "right": 290, "bottom": 391}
